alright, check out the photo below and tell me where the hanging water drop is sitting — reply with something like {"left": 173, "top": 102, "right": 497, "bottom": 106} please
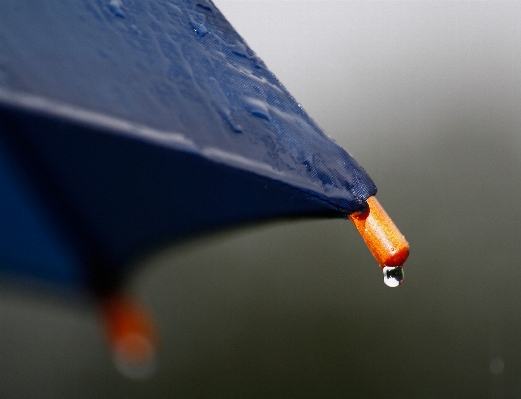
{"left": 111, "top": 333, "right": 157, "bottom": 379}
{"left": 383, "top": 266, "right": 404, "bottom": 288}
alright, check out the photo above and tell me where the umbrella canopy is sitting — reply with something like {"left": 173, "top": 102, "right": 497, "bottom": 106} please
{"left": 0, "top": 0, "right": 377, "bottom": 296}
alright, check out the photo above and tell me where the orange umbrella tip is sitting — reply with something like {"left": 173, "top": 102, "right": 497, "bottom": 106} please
{"left": 348, "top": 196, "right": 409, "bottom": 287}
{"left": 100, "top": 294, "right": 159, "bottom": 380}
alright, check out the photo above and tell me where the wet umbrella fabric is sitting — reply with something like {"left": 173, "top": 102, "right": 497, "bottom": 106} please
{"left": 0, "top": 0, "right": 376, "bottom": 296}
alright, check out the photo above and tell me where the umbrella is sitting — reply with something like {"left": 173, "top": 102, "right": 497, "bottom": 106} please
{"left": 0, "top": 0, "right": 407, "bottom": 376}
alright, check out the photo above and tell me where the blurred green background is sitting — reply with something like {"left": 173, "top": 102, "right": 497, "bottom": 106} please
{"left": 1, "top": 1, "right": 521, "bottom": 397}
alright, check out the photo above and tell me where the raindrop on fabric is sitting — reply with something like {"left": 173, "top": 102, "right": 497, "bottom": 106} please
{"left": 107, "top": 0, "right": 125, "bottom": 18}
{"left": 190, "top": 20, "right": 208, "bottom": 37}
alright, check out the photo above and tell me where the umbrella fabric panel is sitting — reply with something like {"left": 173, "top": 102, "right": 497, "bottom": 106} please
{"left": 1, "top": 104, "right": 343, "bottom": 293}
{"left": 0, "top": 0, "right": 376, "bottom": 210}
{"left": 0, "top": 126, "right": 82, "bottom": 289}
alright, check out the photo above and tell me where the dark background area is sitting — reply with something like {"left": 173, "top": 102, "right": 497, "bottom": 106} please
{"left": 1, "top": 1, "right": 521, "bottom": 397}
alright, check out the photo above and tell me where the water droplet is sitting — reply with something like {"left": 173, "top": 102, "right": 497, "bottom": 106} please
{"left": 490, "top": 357, "right": 505, "bottom": 375}
{"left": 196, "top": 2, "right": 213, "bottom": 13}
{"left": 383, "top": 266, "right": 404, "bottom": 287}
{"left": 223, "top": 113, "right": 242, "bottom": 133}
{"left": 245, "top": 99, "right": 271, "bottom": 121}
{"left": 190, "top": 20, "right": 208, "bottom": 37}
{"left": 231, "top": 43, "right": 249, "bottom": 58}
{"left": 112, "top": 333, "right": 157, "bottom": 380}
{"left": 107, "top": 0, "right": 125, "bottom": 18}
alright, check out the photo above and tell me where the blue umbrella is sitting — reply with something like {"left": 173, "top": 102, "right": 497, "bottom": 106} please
{"left": 0, "top": 0, "right": 405, "bottom": 376}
